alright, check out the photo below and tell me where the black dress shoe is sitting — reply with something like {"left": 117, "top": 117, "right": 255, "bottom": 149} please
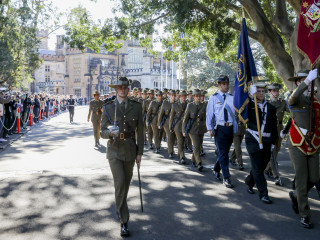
{"left": 223, "top": 178, "right": 234, "bottom": 188}
{"left": 260, "top": 196, "right": 272, "bottom": 204}
{"left": 275, "top": 177, "right": 282, "bottom": 186}
{"left": 192, "top": 162, "right": 197, "bottom": 167}
{"left": 289, "top": 191, "right": 299, "bottom": 214}
{"left": 180, "top": 157, "right": 186, "bottom": 164}
{"left": 239, "top": 164, "right": 244, "bottom": 170}
{"left": 300, "top": 217, "right": 313, "bottom": 229}
{"left": 149, "top": 144, "right": 154, "bottom": 150}
{"left": 214, "top": 171, "right": 221, "bottom": 181}
{"left": 197, "top": 163, "right": 203, "bottom": 171}
{"left": 155, "top": 148, "right": 160, "bottom": 154}
{"left": 265, "top": 170, "right": 274, "bottom": 179}
{"left": 120, "top": 223, "right": 130, "bottom": 237}
{"left": 247, "top": 187, "right": 254, "bottom": 194}
{"left": 169, "top": 153, "right": 174, "bottom": 159}
{"left": 200, "top": 151, "right": 206, "bottom": 156}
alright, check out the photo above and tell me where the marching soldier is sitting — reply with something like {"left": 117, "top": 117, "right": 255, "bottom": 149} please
{"left": 100, "top": 77, "right": 144, "bottom": 237}
{"left": 169, "top": 89, "right": 188, "bottom": 163}
{"left": 245, "top": 82, "right": 278, "bottom": 203}
{"left": 67, "top": 94, "right": 76, "bottom": 123}
{"left": 88, "top": 91, "right": 105, "bottom": 147}
{"left": 158, "top": 89, "right": 176, "bottom": 158}
{"left": 146, "top": 91, "right": 163, "bottom": 153}
{"left": 200, "top": 90, "right": 208, "bottom": 156}
{"left": 141, "top": 89, "right": 149, "bottom": 145}
{"left": 145, "top": 89, "right": 155, "bottom": 149}
{"left": 163, "top": 88, "right": 169, "bottom": 100}
{"left": 187, "top": 90, "right": 193, "bottom": 103}
{"left": 182, "top": 89, "right": 207, "bottom": 171}
{"left": 287, "top": 69, "right": 319, "bottom": 228}
{"left": 230, "top": 112, "right": 246, "bottom": 170}
{"left": 206, "top": 75, "right": 237, "bottom": 188}
{"left": 264, "top": 82, "right": 289, "bottom": 185}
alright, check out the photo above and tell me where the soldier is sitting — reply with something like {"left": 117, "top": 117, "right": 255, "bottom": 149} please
{"left": 264, "top": 82, "right": 289, "bottom": 185}
{"left": 169, "top": 90, "right": 188, "bottom": 163}
{"left": 100, "top": 77, "right": 144, "bottom": 237}
{"left": 141, "top": 89, "right": 149, "bottom": 145}
{"left": 67, "top": 94, "right": 76, "bottom": 123}
{"left": 187, "top": 90, "right": 193, "bottom": 103}
{"left": 163, "top": 88, "right": 168, "bottom": 100}
{"left": 158, "top": 89, "right": 176, "bottom": 158}
{"left": 182, "top": 89, "right": 207, "bottom": 171}
{"left": 88, "top": 91, "right": 105, "bottom": 147}
{"left": 146, "top": 91, "right": 163, "bottom": 153}
{"left": 200, "top": 90, "right": 208, "bottom": 156}
{"left": 145, "top": 89, "right": 155, "bottom": 149}
{"left": 206, "top": 75, "right": 237, "bottom": 188}
{"left": 245, "top": 82, "right": 278, "bottom": 204}
{"left": 287, "top": 69, "right": 319, "bottom": 228}
{"left": 230, "top": 112, "right": 246, "bottom": 170}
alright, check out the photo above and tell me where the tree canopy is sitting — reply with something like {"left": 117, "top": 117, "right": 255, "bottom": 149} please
{"left": 67, "top": 0, "right": 305, "bottom": 90}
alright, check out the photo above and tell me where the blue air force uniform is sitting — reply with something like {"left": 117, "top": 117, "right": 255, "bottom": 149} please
{"left": 206, "top": 90, "right": 237, "bottom": 181}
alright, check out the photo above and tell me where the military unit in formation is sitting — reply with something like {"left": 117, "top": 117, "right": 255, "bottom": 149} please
{"left": 86, "top": 70, "right": 320, "bottom": 236}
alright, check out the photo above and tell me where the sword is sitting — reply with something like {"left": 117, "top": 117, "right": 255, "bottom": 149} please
{"left": 137, "top": 165, "right": 144, "bottom": 212}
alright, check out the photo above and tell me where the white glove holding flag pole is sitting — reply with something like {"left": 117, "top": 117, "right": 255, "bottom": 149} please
{"left": 271, "top": 144, "right": 275, "bottom": 151}
{"left": 304, "top": 69, "right": 318, "bottom": 85}
{"left": 249, "top": 84, "right": 257, "bottom": 96}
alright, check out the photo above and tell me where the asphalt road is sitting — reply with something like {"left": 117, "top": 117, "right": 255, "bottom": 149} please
{"left": 0, "top": 106, "right": 319, "bottom": 240}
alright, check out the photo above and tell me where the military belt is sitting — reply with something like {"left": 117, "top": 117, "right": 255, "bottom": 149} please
{"left": 118, "top": 132, "right": 135, "bottom": 140}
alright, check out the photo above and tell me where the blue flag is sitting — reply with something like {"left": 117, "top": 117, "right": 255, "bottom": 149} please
{"left": 233, "top": 18, "right": 258, "bottom": 124}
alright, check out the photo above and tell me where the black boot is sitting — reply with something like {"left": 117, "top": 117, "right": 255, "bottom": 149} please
{"left": 120, "top": 223, "right": 130, "bottom": 237}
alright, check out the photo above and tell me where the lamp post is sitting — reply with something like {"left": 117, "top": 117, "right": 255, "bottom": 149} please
{"left": 84, "top": 73, "right": 91, "bottom": 101}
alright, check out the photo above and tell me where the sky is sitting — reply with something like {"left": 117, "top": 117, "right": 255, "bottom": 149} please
{"left": 48, "top": 0, "right": 117, "bottom": 50}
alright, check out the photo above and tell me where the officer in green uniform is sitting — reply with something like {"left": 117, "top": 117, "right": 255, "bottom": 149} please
{"left": 185, "top": 89, "right": 194, "bottom": 152}
{"left": 287, "top": 69, "right": 319, "bottom": 228}
{"left": 100, "top": 77, "right": 144, "bottom": 237}
{"left": 145, "top": 89, "right": 155, "bottom": 148}
{"left": 200, "top": 90, "right": 208, "bottom": 156}
{"left": 169, "top": 90, "right": 188, "bottom": 163}
{"left": 141, "top": 89, "right": 149, "bottom": 145}
{"left": 88, "top": 91, "right": 105, "bottom": 147}
{"left": 158, "top": 89, "right": 176, "bottom": 158}
{"left": 230, "top": 112, "right": 246, "bottom": 170}
{"left": 182, "top": 89, "right": 207, "bottom": 170}
{"left": 146, "top": 91, "right": 163, "bottom": 153}
{"left": 265, "top": 82, "right": 289, "bottom": 185}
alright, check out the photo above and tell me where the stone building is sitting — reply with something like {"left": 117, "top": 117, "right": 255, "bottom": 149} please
{"left": 33, "top": 35, "right": 178, "bottom": 99}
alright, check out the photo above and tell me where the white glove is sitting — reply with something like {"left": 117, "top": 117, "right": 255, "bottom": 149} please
{"left": 271, "top": 144, "right": 275, "bottom": 151}
{"left": 306, "top": 69, "right": 318, "bottom": 82}
{"left": 280, "top": 130, "right": 284, "bottom": 139}
{"left": 249, "top": 85, "right": 257, "bottom": 96}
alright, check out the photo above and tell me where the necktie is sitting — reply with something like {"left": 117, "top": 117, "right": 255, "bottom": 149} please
{"left": 120, "top": 101, "right": 125, "bottom": 113}
{"left": 223, "top": 94, "right": 228, "bottom": 122}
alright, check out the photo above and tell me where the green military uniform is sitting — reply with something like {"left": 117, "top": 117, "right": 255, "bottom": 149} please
{"left": 158, "top": 90, "right": 176, "bottom": 156}
{"left": 100, "top": 77, "right": 144, "bottom": 233}
{"left": 145, "top": 90, "right": 155, "bottom": 148}
{"left": 141, "top": 90, "right": 149, "bottom": 144}
{"left": 287, "top": 70, "right": 320, "bottom": 228}
{"left": 230, "top": 114, "right": 246, "bottom": 169}
{"left": 146, "top": 91, "right": 163, "bottom": 151}
{"left": 88, "top": 91, "right": 105, "bottom": 146}
{"left": 200, "top": 90, "right": 208, "bottom": 156}
{"left": 265, "top": 83, "right": 289, "bottom": 184}
{"left": 182, "top": 89, "right": 207, "bottom": 170}
{"left": 169, "top": 90, "right": 188, "bottom": 162}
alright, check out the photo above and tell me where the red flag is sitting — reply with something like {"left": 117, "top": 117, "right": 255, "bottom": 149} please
{"left": 297, "top": 1, "right": 320, "bottom": 68}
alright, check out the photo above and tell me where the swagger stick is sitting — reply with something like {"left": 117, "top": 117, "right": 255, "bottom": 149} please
{"left": 137, "top": 165, "right": 144, "bottom": 212}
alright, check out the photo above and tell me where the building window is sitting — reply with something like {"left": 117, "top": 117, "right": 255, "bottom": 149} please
{"left": 154, "top": 81, "right": 158, "bottom": 87}
{"left": 45, "top": 75, "right": 50, "bottom": 82}
{"left": 74, "top": 89, "right": 81, "bottom": 97}
{"left": 45, "top": 65, "right": 50, "bottom": 72}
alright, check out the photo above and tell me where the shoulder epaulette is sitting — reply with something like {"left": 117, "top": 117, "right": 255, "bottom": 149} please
{"left": 213, "top": 93, "right": 218, "bottom": 96}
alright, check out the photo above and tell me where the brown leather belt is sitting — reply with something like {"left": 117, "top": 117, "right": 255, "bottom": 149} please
{"left": 118, "top": 132, "right": 135, "bottom": 140}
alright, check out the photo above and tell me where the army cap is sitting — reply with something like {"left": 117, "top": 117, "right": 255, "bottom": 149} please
{"left": 145, "top": 88, "right": 150, "bottom": 91}
{"left": 217, "top": 75, "right": 229, "bottom": 82}
{"left": 138, "top": 87, "right": 142, "bottom": 92}
{"left": 109, "top": 77, "right": 131, "bottom": 88}
{"left": 192, "top": 89, "right": 201, "bottom": 96}
{"left": 133, "top": 87, "right": 138, "bottom": 92}
{"left": 148, "top": 89, "right": 155, "bottom": 94}
{"left": 163, "top": 88, "right": 168, "bottom": 93}
{"left": 288, "top": 69, "right": 310, "bottom": 82}
{"left": 93, "top": 90, "right": 100, "bottom": 96}
{"left": 179, "top": 90, "right": 187, "bottom": 96}
{"left": 176, "top": 89, "right": 180, "bottom": 93}
{"left": 142, "top": 89, "right": 148, "bottom": 94}
{"left": 268, "top": 82, "right": 283, "bottom": 90}
{"left": 156, "top": 91, "right": 163, "bottom": 96}
{"left": 188, "top": 90, "right": 193, "bottom": 94}
{"left": 255, "top": 81, "right": 268, "bottom": 88}
{"left": 168, "top": 89, "right": 176, "bottom": 94}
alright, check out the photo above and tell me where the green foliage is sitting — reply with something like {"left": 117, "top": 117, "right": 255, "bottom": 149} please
{"left": 0, "top": 0, "right": 45, "bottom": 88}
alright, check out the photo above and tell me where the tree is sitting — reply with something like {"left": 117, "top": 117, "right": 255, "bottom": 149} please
{"left": 103, "top": 0, "right": 308, "bottom": 90}
{"left": 0, "top": 0, "right": 49, "bottom": 88}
